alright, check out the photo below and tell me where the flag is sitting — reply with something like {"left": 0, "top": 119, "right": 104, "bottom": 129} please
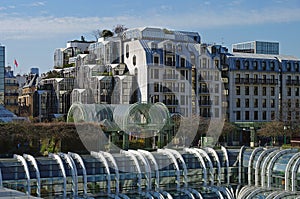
{"left": 14, "top": 59, "right": 18, "bottom": 67}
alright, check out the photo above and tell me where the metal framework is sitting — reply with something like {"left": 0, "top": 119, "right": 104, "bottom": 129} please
{"left": 90, "top": 151, "right": 112, "bottom": 194}
{"left": 59, "top": 153, "right": 78, "bottom": 198}
{"left": 247, "top": 147, "right": 264, "bottom": 185}
{"left": 68, "top": 152, "right": 88, "bottom": 197}
{"left": 266, "top": 149, "right": 296, "bottom": 188}
{"left": 238, "top": 146, "right": 246, "bottom": 184}
{"left": 205, "top": 147, "right": 221, "bottom": 185}
{"left": 48, "top": 153, "right": 67, "bottom": 198}
{"left": 254, "top": 148, "right": 278, "bottom": 186}
{"left": 220, "top": 146, "right": 230, "bottom": 184}
{"left": 13, "top": 154, "right": 31, "bottom": 195}
{"left": 261, "top": 149, "right": 284, "bottom": 187}
{"left": 194, "top": 148, "right": 214, "bottom": 185}
{"left": 184, "top": 148, "right": 208, "bottom": 186}
{"left": 291, "top": 155, "right": 300, "bottom": 192}
{"left": 23, "top": 154, "right": 41, "bottom": 197}
{"left": 285, "top": 152, "right": 300, "bottom": 191}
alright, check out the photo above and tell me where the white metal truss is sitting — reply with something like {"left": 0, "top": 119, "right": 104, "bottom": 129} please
{"left": 266, "top": 149, "right": 296, "bottom": 188}
{"left": 254, "top": 148, "right": 278, "bottom": 186}
{"left": 261, "top": 149, "right": 283, "bottom": 187}
{"left": 59, "top": 153, "right": 78, "bottom": 198}
{"left": 101, "top": 151, "right": 121, "bottom": 194}
{"left": 13, "top": 154, "right": 31, "bottom": 195}
{"left": 91, "top": 151, "right": 112, "bottom": 194}
{"left": 184, "top": 148, "right": 208, "bottom": 186}
{"left": 238, "top": 146, "right": 246, "bottom": 184}
{"left": 23, "top": 154, "right": 41, "bottom": 197}
{"left": 120, "top": 150, "right": 142, "bottom": 194}
{"left": 285, "top": 152, "right": 300, "bottom": 191}
{"left": 194, "top": 148, "right": 214, "bottom": 185}
{"left": 68, "top": 152, "right": 88, "bottom": 197}
{"left": 220, "top": 146, "right": 230, "bottom": 185}
{"left": 165, "top": 148, "right": 188, "bottom": 188}
{"left": 247, "top": 147, "right": 264, "bottom": 185}
{"left": 157, "top": 149, "right": 181, "bottom": 191}
{"left": 273, "top": 191, "right": 300, "bottom": 199}
{"left": 291, "top": 156, "right": 300, "bottom": 192}
{"left": 138, "top": 149, "right": 160, "bottom": 190}
{"left": 48, "top": 153, "right": 67, "bottom": 198}
{"left": 204, "top": 147, "right": 221, "bottom": 185}
{"left": 128, "top": 150, "right": 152, "bottom": 191}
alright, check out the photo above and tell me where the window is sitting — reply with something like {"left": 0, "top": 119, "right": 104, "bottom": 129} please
{"left": 253, "top": 61, "right": 258, "bottom": 70}
{"left": 262, "top": 61, "right": 266, "bottom": 70}
{"left": 270, "top": 62, "right": 275, "bottom": 71}
{"left": 245, "top": 111, "right": 250, "bottom": 120}
{"left": 254, "top": 87, "right": 258, "bottom": 95}
{"left": 133, "top": 55, "right": 136, "bottom": 66}
{"left": 271, "top": 99, "right": 275, "bottom": 108}
{"left": 181, "top": 95, "right": 185, "bottom": 105}
{"left": 214, "top": 96, "right": 219, "bottom": 106}
{"left": 215, "top": 84, "right": 219, "bottom": 93}
{"left": 287, "top": 87, "right": 292, "bottom": 96}
{"left": 254, "top": 99, "right": 258, "bottom": 108}
{"left": 180, "top": 83, "right": 185, "bottom": 92}
{"left": 214, "top": 60, "right": 219, "bottom": 68}
{"left": 244, "top": 61, "right": 249, "bottom": 70}
{"left": 263, "top": 87, "right": 267, "bottom": 96}
{"left": 180, "top": 57, "right": 186, "bottom": 67}
{"left": 287, "top": 62, "right": 291, "bottom": 71}
{"left": 245, "top": 99, "right": 249, "bottom": 108}
{"left": 236, "top": 111, "right": 241, "bottom": 120}
{"left": 154, "top": 69, "right": 159, "bottom": 79}
{"left": 295, "top": 63, "right": 299, "bottom": 72}
{"left": 202, "top": 58, "right": 207, "bottom": 68}
{"left": 236, "top": 86, "right": 240, "bottom": 95}
{"left": 245, "top": 86, "right": 249, "bottom": 95}
{"left": 126, "top": 44, "right": 129, "bottom": 58}
{"left": 154, "top": 83, "right": 159, "bottom": 92}
{"left": 263, "top": 111, "right": 267, "bottom": 120}
{"left": 236, "top": 99, "right": 240, "bottom": 107}
{"left": 296, "top": 88, "right": 299, "bottom": 96}
{"left": 154, "top": 56, "right": 159, "bottom": 65}
{"left": 236, "top": 60, "right": 240, "bottom": 69}
{"left": 271, "top": 87, "right": 275, "bottom": 96}
{"left": 262, "top": 99, "right": 267, "bottom": 108}
{"left": 254, "top": 111, "right": 258, "bottom": 120}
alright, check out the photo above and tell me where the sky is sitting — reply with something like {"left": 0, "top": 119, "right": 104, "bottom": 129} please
{"left": 1, "top": 0, "right": 300, "bottom": 74}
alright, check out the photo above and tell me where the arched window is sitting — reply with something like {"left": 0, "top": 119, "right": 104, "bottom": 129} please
{"left": 126, "top": 44, "right": 129, "bottom": 58}
{"left": 133, "top": 55, "right": 136, "bottom": 66}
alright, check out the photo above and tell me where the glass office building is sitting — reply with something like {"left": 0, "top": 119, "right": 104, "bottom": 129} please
{"left": 0, "top": 45, "right": 4, "bottom": 105}
{"left": 232, "top": 41, "right": 280, "bottom": 55}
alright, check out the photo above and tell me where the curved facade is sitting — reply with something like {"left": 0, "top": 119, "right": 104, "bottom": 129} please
{"left": 0, "top": 147, "right": 300, "bottom": 198}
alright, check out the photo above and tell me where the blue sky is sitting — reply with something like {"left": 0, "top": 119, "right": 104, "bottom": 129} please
{"left": 1, "top": 0, "right": 300, "bottom": 73}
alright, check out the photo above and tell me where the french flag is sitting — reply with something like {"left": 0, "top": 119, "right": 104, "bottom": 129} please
{"left": 14, "top": 59, "right": 18, "bottom": 67}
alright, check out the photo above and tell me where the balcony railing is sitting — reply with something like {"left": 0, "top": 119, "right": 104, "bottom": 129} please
{"left": 286, "top": 79, "right": 300, "bottom": 86}
{"left": 163, "top": 74, "right": 178, "bottom": 80}
{"left": 235, "top": 78, "right": 278, "bottom": 85}
{"left": 4, "top": 93, "right": 19, "bottom": 96}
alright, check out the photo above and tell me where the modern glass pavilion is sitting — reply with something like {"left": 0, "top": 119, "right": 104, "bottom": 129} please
{"left": 1, "top": 147, "right": 300, "bottom": 198}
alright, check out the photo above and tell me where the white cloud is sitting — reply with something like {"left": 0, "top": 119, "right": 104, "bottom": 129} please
{"left": 0, "top": 7, "right": 300, "bottom": 40}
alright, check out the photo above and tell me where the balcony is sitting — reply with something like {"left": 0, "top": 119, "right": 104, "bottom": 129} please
{"left": 163, "top": 99, "right": 179, "bottom": 106}
{"left": 286, "top": 79, "right": 300, "bottom": 86}
{"left": 235, "top": 78, "right": 278, "bottom": 85}
{"left": 199, "top": 100, "right": 212, "bottom": 106}
{"left": 163, "top": 74, "right": 178, "bottom": 80}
